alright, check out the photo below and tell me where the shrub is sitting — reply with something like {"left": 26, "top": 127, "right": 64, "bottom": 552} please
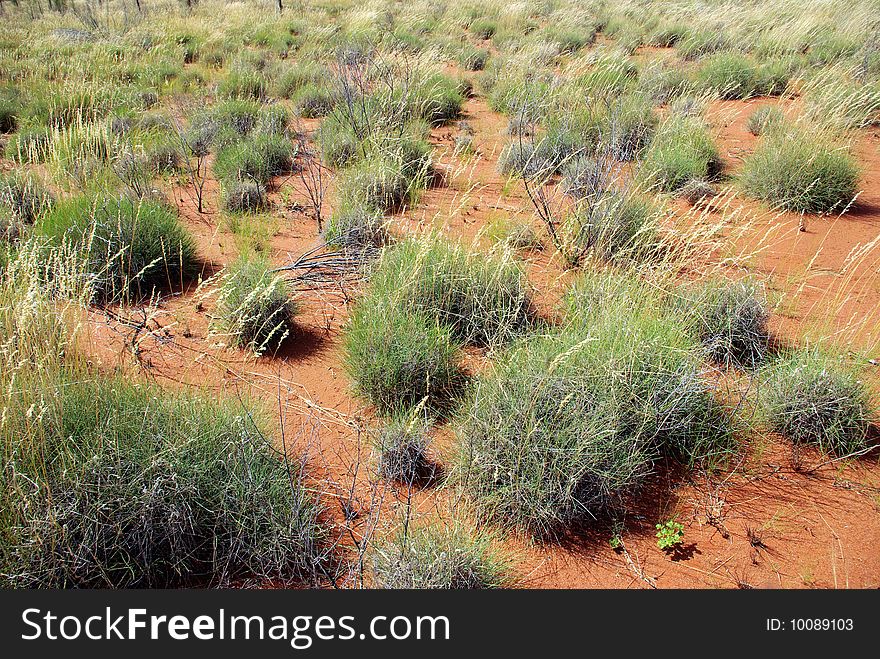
{"left": 498, "top": 141, "right": 551, "bottom": 179}
{"left": 214, "top": 134, "right": 294, "bottom": 185}
{"left": 485, "top": 216, "right": 542, "bottom": 252}
{"left": 36, "top": 195, "right": 198, "bottom": 300}
{"left": 764, "top": 350, "right": 874, "bottom": 455}
{"left": 257, "top": 104, "right": 291, "bottom": 137}
{"left": 638, "top": 64, "right": 693, "bottom": 105}
{"left": 318, "top": 111, "right": 360, "bottom": 167}
{"left": 560, "top": 155, "right": 611, "bottom": 201}
{"left": 543, "top": 26, "right": 596, "bottom": 54}
{"left": 274, "top": 62, "right": 330, "bottom": 98}
{"left": 679, "top": 178, "right": 718, "bottom": 205}
{"left": 0, "top": 88, "right": 20, "bottom": 133}
{"left": 740, "top": 129, "right": 859, "bottom": 213}
{"left": 374, "top": 413, "right": 435, "bottom": 484}
{"left": 218, "top": 69, "right": 267, "bottom": 100}
{"left": 335, "top": 158, "right": 411, "bottom": 213}
{"left": 368, "top": 238, "right": 532, "bottom": 346}
{"left": 1, "top": 373, "right": 321, "bottom": 587}
{"left": 456, "top": 309, "right": 732, "bottom": 537}
{"left": 371, "top": 524, "right": 510, "bottom": 589}
{"left": 5, "top": 127, "right": 52, "bottom": 163}
{"left": 210, "top": 99, "right": 263, "bottom": 138}
{"left": 601, "top": 93, "right": 657, "bottom": 161}
{"left": 410, "top": 74, "right": 464, "bottom": 125}
{"left": 223, "top": 180, "right": 268, "bottom": 213}
{"left": 0, "top": 171, "right": 53, "bottom": 224}
{"left": 456, "top": 44, "right": 490, "bottom": 71}
{"left": 754, "top": 58, "right": 796, "bottom": 97}
{"left": 562, "top": 191, "right": 659, "bottom": 262}
{"left": 214, "top": 256, "right": 296, "bottom": 355}
{"left": 292, "top": 84, "right": 336, "bottom": 118}
{"left": 696, "top": 53, "right": 760, "bottom": 99}
{"left": 746, "top": 106, "right": 784, "bottom": 136}
{"left": 678, "top": 30, "right": 728, "bottom": 60}
{"left": 469, "top": 18, "right": 498, "bottom": 40}
{"left": 643, "top": 116, "right": 722, "bottom": 191}
{"left": 323, "top": 204, "right": 387, "bottom": 252}
{"left": 343, "top": 301, "right": 465, "bottom": 416}
{"left": 672, "top": 279, "right": 770, "bottom": 368}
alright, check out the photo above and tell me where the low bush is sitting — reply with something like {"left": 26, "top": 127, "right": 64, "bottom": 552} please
{"left": 214, "top": 256, "right": 296, "bottom": 355}
{"left": 317, "top": 111, "right": 360, "bottom": 167}
{"left": 343, "top": 300, "right": 465, "bottom": 416}
{"left": 1, "top": 373, "right": 321, "bottom": 587}
{"left": 374, "top": 413, "right": 435, "bottom": 484}
{"left": 335, "top": 158, "right": 412, "bottom": 213}
{"left": 274, "top": 62, "right": 330, "bottom": 98}
{"left": 217, "top": 69, "right": 267, "bottom": 100}
{"left": 323, "top": 204, "right": 387, "bottom": 252}
{"left": 637, "top": 64, "right": 693, "bottom": 105}
{"left": 746, "top": 106, "right": 784, "bottom": 136}
{"left": 209, "top": 99, "right": 263, "bottom": 139}
{"left": 696, "top": 53, "right": 760, "bottom": 99}
{"left": 671, "top": 278, "right": 770, "bottom": 368}
{"left": 292, "top": 84, "right": 336, "bottom": 118}
{"left": 679, "top": 178, "right": 718, "bottom": 205}
{"left": 367, "top": 237, "right": 532, "bottom": 346}
{"left": 371, "top": 524, "right": 510, "bottom": 589}
{"left": 223, "top": 180, "right": 268, "bottom": 214}
{"left": 409, "top": 74, "right": 464, "bottom": 125}
{"left": 763, "top": 349, "right": 874, "bottom": 455}
{"left": 601, "top": 93, "right": 657, "bottom": 161}
{"left": 455, "top": 44, "right": 490, "bottom": 71}
{"left": 469, "top": 17, "right": 498, "bottom": 40}
{"left": 214, "top": 134, "right": 294, "bottom": 185}
{"left": 0, "top": 171, "right": 53, "bottom": 224}
{"left": 643, "top": 116, "right": 722, "bottom": 191}
{"left": 36, "top": 195, "right": 198, "bottom": 300}
{"left": 740, "top": 129, "right": 859, "bottom": 213}
{"left": 0, "top": 88, "right": 20, "bottom": 133}
{"left": 562, "top": 191, "right": 659, "bottom": 262}
{"left": 456, "top": 285, "right": 733, "bottom": 537}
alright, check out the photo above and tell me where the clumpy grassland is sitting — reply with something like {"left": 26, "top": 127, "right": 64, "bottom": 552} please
{"left": 1, "top": 0, "right": 879, "bottom": 590}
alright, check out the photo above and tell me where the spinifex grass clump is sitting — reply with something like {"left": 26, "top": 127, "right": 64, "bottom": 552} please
{"left": 368, "top": 237, "right": 533, "bottom": 347}
{"left": 672, "top": 278, "right": 770, "bottom": 368}
{"left": 323, "top": 204, "right": 387, "bottom": 253}
{"left": 36, "top": 195, "right": 198, "bottom": 301}
{"left": 763, "top": 349, "right": 875, "bottom": 456}
{"left": 0, "top": 170, "right": 53, "bottom": 225}
{"left": 456, "top": 273, "right": 733, "bottom": 537}
{"left": 740, "top": 127, "right": 859, "bottom": 213}
{"left": 371, "top": 523, "right": 511, "bottom": 589}
{"left": 746, "top": 106, "right": 784, "bottom": 136}
{"left": 1, "top": 374, "right": 322, "bottom": 587}
{"left": 562, "top": 190, "right": 659, "bottom": 263}
{"left": 374, "top": 412, "right": 436, "bottom": 484}
{"left": 343, "top": 301, "right": 465, "bottom": 416}
{"left": 695, "top": 52, "right": 761, "bottom": 99}
{"left": 643, "top": 115, "right": 722, "bottom": 192}
{"left": 214, "top": 256, "right": 296, "bottom": 355}
{"left": 214, "top": 133, "right": 295, "bottom": 186}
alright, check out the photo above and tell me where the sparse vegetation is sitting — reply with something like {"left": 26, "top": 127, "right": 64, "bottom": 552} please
{"left": 1, "top": 0, "right": 879, "bottom": 593}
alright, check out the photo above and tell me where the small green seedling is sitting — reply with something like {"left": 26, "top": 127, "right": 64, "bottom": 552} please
{"left": 655, "top": 519, "right": 685, "bottom": 551}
